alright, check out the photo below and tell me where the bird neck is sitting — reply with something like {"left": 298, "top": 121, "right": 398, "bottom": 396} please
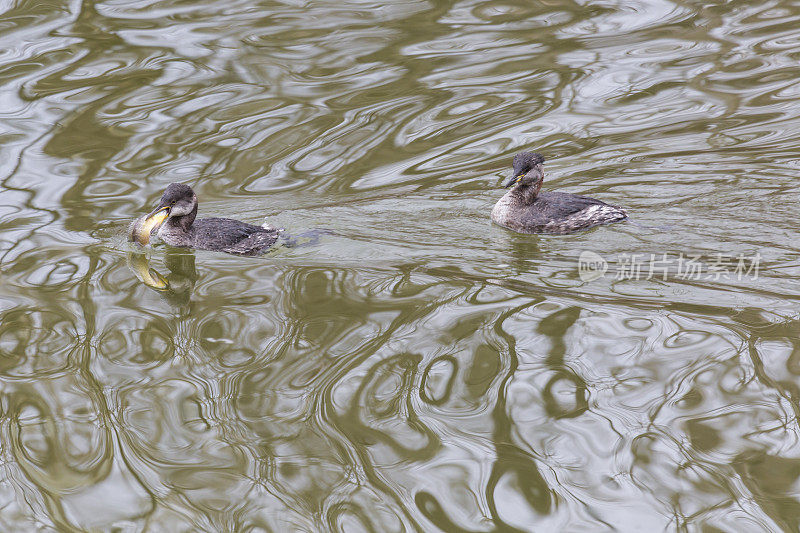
{"left": 167, "top": 203, "right": 198, "bottom": 232}
{"left": 510, "top": 180, "right": 542, "bottom": 205}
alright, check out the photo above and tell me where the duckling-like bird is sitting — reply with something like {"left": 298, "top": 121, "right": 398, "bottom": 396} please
{"left": 491, "top": 152, "right": 627, "bottom": 234}
{"left": 129, "top": 183, "right": 279, "bottom": 256}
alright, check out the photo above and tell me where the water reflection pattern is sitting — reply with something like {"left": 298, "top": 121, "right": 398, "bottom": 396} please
{"left": 2, "top": 0, "right": 800, "bottom": 530}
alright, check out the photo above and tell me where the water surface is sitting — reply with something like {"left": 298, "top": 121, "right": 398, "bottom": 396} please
{"left": 2, "top": 0, "right": 800, "bottom": 530}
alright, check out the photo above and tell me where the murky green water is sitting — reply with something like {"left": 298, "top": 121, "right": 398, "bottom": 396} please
{"left": 2, "top": 0, "right": 800, "bottom": 530}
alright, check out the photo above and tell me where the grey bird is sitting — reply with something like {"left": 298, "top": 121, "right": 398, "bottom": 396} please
{"left": 129, "top": 183, "right": 279, "bottom": 256}
{"left": 491, "top": 152, "right": 627, "bottom": 234}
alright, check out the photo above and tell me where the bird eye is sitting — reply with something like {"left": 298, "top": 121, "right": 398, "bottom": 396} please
{"left": 171, "top": 200, "right": 176, "bottom": 205}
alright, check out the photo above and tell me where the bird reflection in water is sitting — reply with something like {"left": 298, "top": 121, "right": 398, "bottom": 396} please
{"left": 127, "top": 249, "right": 199, "bottom": 307}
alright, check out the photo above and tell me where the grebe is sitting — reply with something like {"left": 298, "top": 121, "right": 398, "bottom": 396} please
{"left": 491, "top": 152, "right": 627, "bottom": 234}
{"left": 129, "top": 183, "right": 279, "bottom": 256}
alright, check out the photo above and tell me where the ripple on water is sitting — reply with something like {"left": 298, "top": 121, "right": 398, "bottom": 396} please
{"left": 4, "top": 0, "right": 800, "bottom": 529}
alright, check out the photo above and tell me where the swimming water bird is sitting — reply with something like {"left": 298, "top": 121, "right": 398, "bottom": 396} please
{"left": 129, "top": 183, "right": 279, "bottom": 256}
{"left": 491, "top": 152, "right": 627, "bottom": 234}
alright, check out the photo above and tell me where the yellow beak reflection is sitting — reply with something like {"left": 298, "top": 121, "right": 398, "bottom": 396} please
{"left": 127, "top": 252, "right": 169, "bottom": 290}
{"left": 129, "top": 208, "right": 168, "bottom": 246}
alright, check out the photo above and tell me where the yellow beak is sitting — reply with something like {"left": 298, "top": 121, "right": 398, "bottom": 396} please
{"left": 504, "top": 173, "right": 524, "bottom": 188}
